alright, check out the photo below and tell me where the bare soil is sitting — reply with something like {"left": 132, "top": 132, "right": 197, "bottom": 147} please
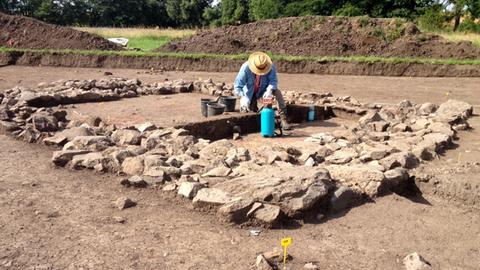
{"left": 161, "top": 16, "right": 480, "bottom": 60}
{"left": 0, "top": 12, "right": 121, "bottom": 51}
{"left": 1, "top": 66, "right": 480, "bottom": 269}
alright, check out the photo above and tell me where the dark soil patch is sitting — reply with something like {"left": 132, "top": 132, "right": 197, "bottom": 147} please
{"left": 161, "top": 16, "right": 480, "bottom": 60}
{"left": 0, "top": 12, "right": 121, "bottom": 51}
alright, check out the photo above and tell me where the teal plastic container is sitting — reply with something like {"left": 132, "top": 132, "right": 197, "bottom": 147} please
{"left": 261, "top": 107, "right": 275, "bottom": 137}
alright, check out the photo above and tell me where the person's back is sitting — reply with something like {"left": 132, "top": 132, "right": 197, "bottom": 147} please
{"left": 233, "top": 52, "right": 291, "bottom": 130}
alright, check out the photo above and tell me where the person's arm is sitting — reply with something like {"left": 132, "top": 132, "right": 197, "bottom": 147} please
{"left": 267, "top": 64, "right": 278, "bottom": 90}
{"left": 263, "top": 64, "right": 278, "bottom": 98}
{"left": 234, "top": 63, "right": 248, "bottom": 97}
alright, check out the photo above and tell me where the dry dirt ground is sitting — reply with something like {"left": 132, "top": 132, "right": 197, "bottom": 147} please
{"left": 1, "top": 66, "right": 480, "bottom": 270}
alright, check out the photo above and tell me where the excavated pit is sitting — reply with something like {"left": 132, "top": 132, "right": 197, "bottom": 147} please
{"left": 1, "top": 76, "right": 475, "bottom": 228}
{"left": 64, "top": 93, "right": 354, "bottom": 142}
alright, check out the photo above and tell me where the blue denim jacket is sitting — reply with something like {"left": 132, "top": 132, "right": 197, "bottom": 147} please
{"left": 234, "top": 61, "right": 278, "bottom": 101}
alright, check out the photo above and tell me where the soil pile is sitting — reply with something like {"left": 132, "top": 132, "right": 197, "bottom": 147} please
{"left": 0, "top": 12, "right": 121, "bottom": 51}
{"left": 161, "top": 16, "right": 480, "bottom": 60}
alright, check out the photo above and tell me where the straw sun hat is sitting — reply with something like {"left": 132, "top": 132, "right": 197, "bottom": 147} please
{"left": 248, "top": 52, "right": 273, "bottom": 75}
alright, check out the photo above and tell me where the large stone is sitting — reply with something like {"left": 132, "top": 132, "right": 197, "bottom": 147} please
{"left": 121, "top": 156, "right": 145, "bottom": 175}
{"left": 71, "top": 152, "right": 108, "bottom": 170}
{"left": 121, "top": 175, "right": 148, "bottom": 188}
{"left": 192, "top": 188, "right": 234, "bottom": 208}
{"left": 217, "top": 198, "right": 254, "bottom": 224}
{"left": 325, "top": 148, "right": 357, "bottom": 164}
{"left": 202, "top": 165, "right": 232, "bottom": 177}
{"left": 326, "top": 165, "right": 386, "bottom": 197}
{"left": 422, "top": 132, "right": 451, "bottom": 152}
{"left": 43, "top": 135, "right": 68, "bottom": 146}
{"left": 136, "top": 122, "right": 156, "bottom": 133}
{"left": 143, "top": 154, "right": 167, "bottom": 170}
{"left": 418, "top": 103, "right": 438, "bottom": 116}
{"left": 380, "top": 152, "right": 419, "bottom": 170}
{"left": 57, "top": 126, "right": 94, "bottom": 141}
{"left": 428, "top": 122, "right": 454, "bottom": 137}
{"left": 330, "top": 186, "right": 355, "bottom": 213}
{"left": 435, "top": 99, "right": 473, "bottom": 123}
{"left": 403, "top": 253, "right": 432, "bottom": 270}
{"left": 178, "top": 182, "right": 205, "bottom": 199}
{"left": 254, "top": 204, "right": 281, "bottom": 225}
{"left": 383, "top": 168, "right": 409, "bottom": 189}
{"left": 215, "top": 167, "right": 333, "bottom": 217}
{"left": 52, "top": 150, "right": 91, "bottom": 166}
{"left": 359, "top": 111, "right": 384, "bottom": 126}
{"left": 65, "top": 136, "right": 114, "bottom": 151}
{"left": 142, "top": 129, "right": 172, "bottom": 149}
{"left": 111, "top": 129, "right": 142, "bottom": 145}
{"left": 198, "top": 139, "right": 233, "bottom": 161}
{"left": 32, "top": 113, "right": 58, "bottom": 132}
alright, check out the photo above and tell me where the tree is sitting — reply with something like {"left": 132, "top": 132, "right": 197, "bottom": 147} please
{"left": 34, "top": 0, "right": 61, "bottom": 24}
{"left": 166, "top": 0, "right": 211, "bottom": 27}
{"left": 249, "top": 0, "right": 284, "bottom": 21}
{"left": 203, "top": 5, "right": 222, "bottom": 26}
{"left": 221, "top": 0, "right": 249, "bottom": 25}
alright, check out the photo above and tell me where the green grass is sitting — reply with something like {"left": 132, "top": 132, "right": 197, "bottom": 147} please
{"left": 1, "top": 47, "right": 479, "bottom": 66}
{"left": 74, "top": 27, "right": 195, "bottom": 51}
{"left": 436, "top": 32, "right": 480, "bottom": 48}
{"left": 125, "top": 36, "right": 173, "bottom": 51}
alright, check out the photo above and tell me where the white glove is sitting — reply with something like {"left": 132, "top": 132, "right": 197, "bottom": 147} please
{"left": 240, "top": 96, "right": 250, "bottom": 112}
{"left": 263, "top": 85, "right": 274, "bottom": 99}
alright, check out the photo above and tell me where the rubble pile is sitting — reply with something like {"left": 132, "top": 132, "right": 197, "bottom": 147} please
{"left": 0, "top": 77, "right": 474, "bottom": 227}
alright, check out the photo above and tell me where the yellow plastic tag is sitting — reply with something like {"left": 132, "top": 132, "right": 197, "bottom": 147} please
{"left": 281, "top": 237, "right": 292, "bottom": 265}
{"left": 281, "top": 237, "right": 292, "bottom": 247}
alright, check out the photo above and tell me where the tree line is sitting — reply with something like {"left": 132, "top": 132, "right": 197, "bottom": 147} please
{"left": 1, "top": 0, "right": 479, "bottom": 31}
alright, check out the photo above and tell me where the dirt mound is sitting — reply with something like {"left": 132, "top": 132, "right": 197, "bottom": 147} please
{"left": 0, "top": 12, "right": 121, "bottom": 51}
{"left": 161, "top": 16, "right": 480, "bottom": 60}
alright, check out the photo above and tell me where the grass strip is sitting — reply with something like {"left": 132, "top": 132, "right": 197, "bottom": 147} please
{"left": 1, "top": 47, "right": 479, "bottom": 66}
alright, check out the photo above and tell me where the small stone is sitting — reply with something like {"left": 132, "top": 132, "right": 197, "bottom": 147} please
{"left": 305, "top": 157, "right": 316, "bottom": 167}
{"left": 113, "top": 216, "right": 126, "bottom": 223}
{"left": 115, "top": 197, "right": 136, "bottom": 210}
{"left": 162, "top": 183, "right": 177, "bottom": 191}
{"left": 403, "top": 252, "right": 432, "bottom": 270}
{"left": 304, "top": 262, "right": 320, "bottom": 269}
{"left": 233, "top": 133, "right": 241, "bottom": 140}
{"left": 178, "top": 182, "right": 205, "bottom": 199}
{"left": 256, "top": 254, "right": 274, "bottom": 270}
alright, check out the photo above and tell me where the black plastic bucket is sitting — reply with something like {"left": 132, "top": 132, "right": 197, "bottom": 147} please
{"left": 207, "top": 103, "right": 226, "bottom": 117}
{"left": 201, "top": 98, "right": 215, "bottom": 117}
{"left": 219, "top": 96, "right": 237, "bottom": 112}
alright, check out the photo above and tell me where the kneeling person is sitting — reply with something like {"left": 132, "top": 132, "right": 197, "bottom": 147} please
{"left": 233, "top": 52, "right": 291, "bottom": 130}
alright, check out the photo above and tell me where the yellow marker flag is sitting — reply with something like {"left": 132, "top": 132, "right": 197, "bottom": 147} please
{"left": 281, "top": 237, "right": 292, "bottom": 265}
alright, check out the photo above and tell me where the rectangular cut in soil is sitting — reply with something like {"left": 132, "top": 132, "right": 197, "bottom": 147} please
{"left": 67, "top": 93, "right": 222, "bottom": 127}
{"left": 67, "top": 94, "right": 338, "bottom": 141}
